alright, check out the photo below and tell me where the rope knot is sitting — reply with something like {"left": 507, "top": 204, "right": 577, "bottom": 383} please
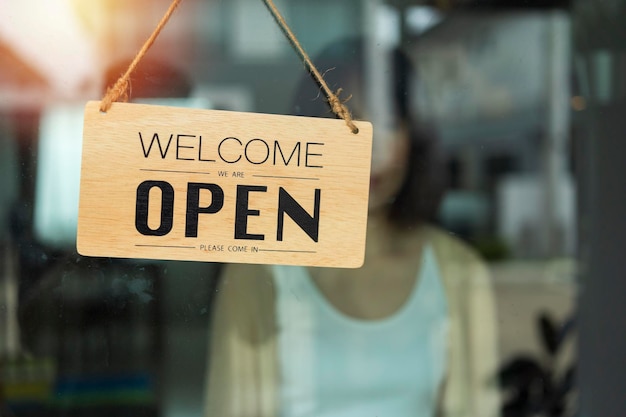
{"left": 328, "top": 88, "right": 359, "bottom": 134}
{"left": 100, "top": 78, "right": 130, "bottom": 113}
{"left": 99, "top": 0, "right": 181, "bottom": 113}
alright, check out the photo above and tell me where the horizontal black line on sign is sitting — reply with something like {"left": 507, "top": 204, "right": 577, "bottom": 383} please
{"left": 258, "top": 249, "right": 317, "bottom": 253}
{"left": 139, "top": 168, "right": 211, "bottom": 175}
{"left": 135, "top": 244, "right": 196, "bottom": 249}
{"left": 252, "top": 175, "right": 319, "bottom": 180}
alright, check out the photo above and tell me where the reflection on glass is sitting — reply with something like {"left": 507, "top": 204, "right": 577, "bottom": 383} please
{"left": 0, "top": 2, "right": 581, "bottom": 417}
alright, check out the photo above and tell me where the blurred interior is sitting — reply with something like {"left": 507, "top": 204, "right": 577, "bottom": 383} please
{"left": 1, "top": 0, "right": 624, "bottom": 416}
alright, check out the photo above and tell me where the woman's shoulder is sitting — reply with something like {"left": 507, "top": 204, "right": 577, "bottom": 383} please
{"left": 423, "top": 225, "right": 483, "bottom": 264}
{"left": 216, "top": 263, "right": 277, "bottom": 343}
{"left": 421, "top": 225, "right": 491, "bottom": 290}
{"left": 220, "top": 262, "right": 276, "bottom": 298}
{"left": 221, "top": 262, "right": 273, "bottom": 279}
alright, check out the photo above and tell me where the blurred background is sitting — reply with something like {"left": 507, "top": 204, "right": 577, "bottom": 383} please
{"left": 0, "top": 0, "right": 624, "bottom": 416}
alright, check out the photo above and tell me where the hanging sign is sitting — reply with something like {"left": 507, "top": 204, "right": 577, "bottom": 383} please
{"left": 77, "top": 101, "right": 372, "bottom": 268}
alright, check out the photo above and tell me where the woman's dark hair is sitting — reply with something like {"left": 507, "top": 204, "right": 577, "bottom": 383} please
{"left": 291, "top": 38, "right": 446, "bottom": 228}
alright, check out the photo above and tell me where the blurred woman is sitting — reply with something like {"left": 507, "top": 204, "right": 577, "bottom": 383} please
{"left": 205, "top": 39, "right": 500, "bottom": 417}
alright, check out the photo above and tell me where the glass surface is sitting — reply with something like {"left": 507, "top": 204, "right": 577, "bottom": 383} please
{"left": 2, "top": 0, "right": 619, "bottom": 416}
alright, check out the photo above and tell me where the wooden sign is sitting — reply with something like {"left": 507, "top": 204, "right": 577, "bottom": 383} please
{"left": 77, "top": 101, "right": 372, "bottom": 268}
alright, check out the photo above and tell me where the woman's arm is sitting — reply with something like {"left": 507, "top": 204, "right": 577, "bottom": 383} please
{"left": 433, "top": 229, "right": 501, "bottom": 417}
{"left": 462, "top": 259, "right": 501, "bottom": 417}
{"left": 204, "top": 264, "right": 279, "bottom": 417}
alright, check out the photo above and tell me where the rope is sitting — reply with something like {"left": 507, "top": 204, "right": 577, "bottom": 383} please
{"left": 262, "top": 0, "right": 359, "bottom": 134}
{"left": 99, "top": 0, "right": 183, "bottom": 112}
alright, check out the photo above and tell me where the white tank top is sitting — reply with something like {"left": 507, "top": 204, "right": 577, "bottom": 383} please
{"left": 273, "top": 245, "right": 449, "bottom": 417}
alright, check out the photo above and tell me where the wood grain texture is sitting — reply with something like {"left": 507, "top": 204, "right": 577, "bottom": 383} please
{"left": 77, "top": 101, "right": 372, "bottom": 268}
